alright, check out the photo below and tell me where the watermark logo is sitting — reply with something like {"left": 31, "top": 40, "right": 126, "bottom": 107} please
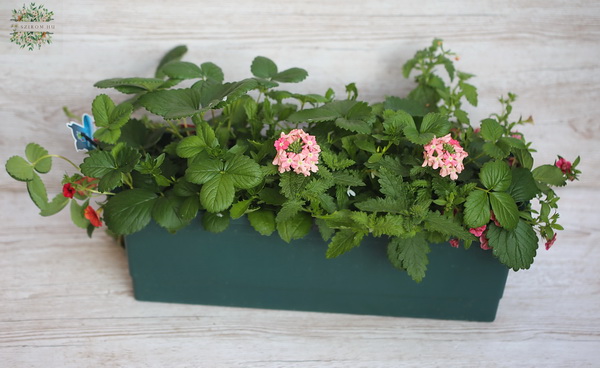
{"left": 10, "top": 3, "right": 55, "bottom": 51}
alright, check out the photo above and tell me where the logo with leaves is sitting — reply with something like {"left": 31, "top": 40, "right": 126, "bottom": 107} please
{"left": 10, "top": 3, "right": 54, "bottom": 51}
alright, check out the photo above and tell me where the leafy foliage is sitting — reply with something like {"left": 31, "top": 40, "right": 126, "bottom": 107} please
{"left": 5, "top": 41, "right": 581, "bottom": 282}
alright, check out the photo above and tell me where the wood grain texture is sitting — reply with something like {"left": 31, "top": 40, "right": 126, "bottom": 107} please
{"left": 1, "top": 0, "right": 599, "bottom": 366}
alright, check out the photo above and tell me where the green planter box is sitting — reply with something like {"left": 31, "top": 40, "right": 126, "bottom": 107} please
{"left": 125, "top": 217, "right": 509, "bottom": 322}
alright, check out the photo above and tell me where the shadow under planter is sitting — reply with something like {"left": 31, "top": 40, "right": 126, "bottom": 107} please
{"left": 125, "top": 217, "right": 509, "bottom": 322}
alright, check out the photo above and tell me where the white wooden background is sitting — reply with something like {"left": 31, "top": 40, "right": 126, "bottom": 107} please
{"left": 1, "top": 1, "right": 599, "bottom": 366}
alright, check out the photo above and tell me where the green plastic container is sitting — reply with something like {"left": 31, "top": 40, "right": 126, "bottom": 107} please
{"left": 125, "top": 217, "right": 509, "bottom": 321}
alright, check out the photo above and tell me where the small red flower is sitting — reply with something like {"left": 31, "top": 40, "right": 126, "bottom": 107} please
{"left": 555, "top": 158, "right": 572, "bottom": 175}
{"left": 480, "top": 234, "right": 491, "bottom": 250}
{"left": 545, "top": 234, "right": 557, "bottom": 250}
{"left": 84, "top": 206, "right": 102, "bottom": 227}
{"left": 62, "top": 183, "right": 75, "bottom": 198}
{"left": 490, "top": 211, "right": 501, "bottom": 227}
{"left": 469, "top": 225, "right": 487, "bottom": 238}
{"left": 449, "top": 238, "right": 460, "bottom": 248}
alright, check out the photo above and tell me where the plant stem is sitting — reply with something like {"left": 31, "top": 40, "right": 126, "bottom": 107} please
{"left": 37, "top": 154, "right": 80, "bottom": 170}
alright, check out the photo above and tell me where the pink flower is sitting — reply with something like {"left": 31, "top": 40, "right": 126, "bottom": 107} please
{"left": 490, "top": 211, "right": 501, "bottom": 227}
{"left": 555, "top": 158, "right": 572, "bottom": 175}
{"left": 469, "top": 225, "right": 487, "bottom": 238}
{"left": 480, "top": 234, "right": 491, "bottom": 250}
{"left": 422, "top": 134, "right": 468, "bottom": 181}
{"left": 272, "top": 129, "right": 320, "bottom": 177}
{"left": 449, "top": 238, "right": 460, "bottom": 248}
{"left": 545, "top": 234, "right": 557, "bottom": 250}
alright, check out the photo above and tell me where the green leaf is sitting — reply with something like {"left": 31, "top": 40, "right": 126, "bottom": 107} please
{"left": 200, "top": 175, "right": 235, "bottom": 213}
{"left": 25, "top": 143, "right": 51, "bottom": 173}
{"left": 26, "top": 172, "right": 48, "bottom": 210}
{"left": 480, "top": 119, "right": 503, "bottom": 141}
{"left": 460, "top": 81, "right": 478, "bottom": 106}
{"left": 230, "top": 199, "right": 252, "bottom": 219}
{"left": 387, "top": 234, "right": 430, "bottom": 282}
{"left": 104, "top": 189, "right": 158, "bottom": 235}
{"left": 39, "top": 194, "right": 69, "bottom": 217}
{"left": 109, "top": 102, "right": 133, "bottom": 129}
{"left": 155, "top": 45, "right": 188, "bottom": 78}
{"left": 488, "top": 221, "right": 538, "bottom": 270}
{"left": 384, "top": 97, "right": 428, "bottom": 116}
{"left": 489, "top": 192, "right": 519, "bottom": 230}
{"left": 272, "top": 67, "right": 308, "bottom": 83}
{"left": 279, "top": 171, "right": 310, "bottom": 198}
{"left": 335, "top": 117, "right": 371, "bottom": 134}
{"left": 330, "top": 171, "right": 365, "bottom": 187}
{"left": 201, "top": 211, "right": 230, "bottom": 233}
{"left": 508, "top": 168, "right": 540, "bottom": 202}
{"left": 70, "top": 199, "right": 89, "bottom": 229}
{"left": 160, "top": 61, "right": 202, "bottom": 79}
{"left": 179, "top": 196, "right": 200, "bottom": 221}
{"left": 464, "top": 190, "right": 490, "bottom": 228}
{"left": 176, "top": 136, "right": 208, "bottom": 158}
{"left": 185, "top": 154, "right": 222, "bottom": 184}
{"left": 224, "top": 155, "right": 262, "bottom": 189}
{"left": 200, "top": 62, "right": 224, "bottom": 84}
{"left": 287, "top": 107, "right": 340, "bottom": 123}
{"left": 277, "top": 211, "right": 312, "bottom": 243}
{"left": 420, "top": 113, "right": 451, "bottom": 137}
{"left": 370, "top": 215, "right": 405, "bottom": 237}
{"left": 424, "top": 211, "right": 475, "bottom": 241}
{"left": 95, "top": 78, "right": 167, "bottom": 92}
{"left": 94, "top": 127, "right": 121, "bottom": 144}
{"left": 483, "top": 141, "right": 510, "bottom": 159}
{"left": 248, "top": 209, "right": 276, "bottom": 236}
{"left": 480, "top": 160, "right": 512, "bottom": 191}
{"left": 532, "top": 165, "right": 567, "bottom": 186}
{"left": 326, "top": 229, "right": 365, "bottom": 258}
{"left": 138, "top": 88, "right": 204, "bottom": 120}
{"left": 251, "top": 56, "right": 278, "bottom": 78}
{"left": 80, "top": 150, "right": 116, "bottom": 177}
{"left": 276, "top": 199, "right": 305, "bottom": 223}
{"left": 151, "top": 196, "right": 189, "bottom": 232}
{"left": 355, "top": 197, "right": 405, "bottom": 214}
{"left": 377, "top": 169, "right": 403, "bottom": 198}
{"left": 91, "top": 94, "right": 115, "bottom": 127}
{"left": 5, "top": 155, "right": 34, "bottom": 181}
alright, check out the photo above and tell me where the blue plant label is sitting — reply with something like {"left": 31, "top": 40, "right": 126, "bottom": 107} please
{"left": 66, "top": 114, "right": 96, "bottom": 151}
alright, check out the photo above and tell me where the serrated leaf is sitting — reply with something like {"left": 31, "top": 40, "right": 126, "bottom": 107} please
{"left": 109, "top": 102, "right": 133, "bottom": 129}
{"left": 230, "top": 199, "right": 252, "bottom": 219}
{"left": 326, "top": 229, "right": 365, "bottom": 258}
{"left": 277, "top": 211, "right": 312, "bottom": 243}
{"left": 5, "top": 155, "right": 34, "bottom": 181}
{"left": 377, "top": 169, "right": 403, "bottom": 198}
{"left": 26, "top": 172, "right": 48, "bottom": 210}
{"left": 384, "top": 97, "right": 427, "bottom": 116}
{"left": 223, "top": 155, "right": 262, "bottom": 189}
{"left": 248, "top": 208, "right": 276, "bottom": 236}
{"left": 200, "top": 62, "right": 224, "bottom": 84}
{"left": 138, "top": 88, "right": 204, "bottom": 120}
{"left": 464, "top": 190, "right": 490, "bottom": 228}
{"left": 272, "top": 67, "right": 308, "bottom": 83}
{"left": 80, "top": 150, "right": 115, "bottom": 177}
{"left": 201, "top": 211, "right": 230, "bottom": 233}
{"left": 287, "top": 107, "right": 340, "bottom": 123}
{"left": 460, "top": 81, "right": 478, "bottom": 106}
{"left": 251, "top": 56, "right": 278, "bottom": 78}
{"left": 480, "top": 160, "right": 512, "bottom": 191}
{"left": 387, "top": 234, "right": 430, "bottom": 282}
{"left": 152, "top": 196, "right": 189, "bottom": 232}
{"left": 94, "top": 127, "right": 121, "bottom": 144}
{"left": 179, "top": 196, "right": 200, "bottom": 221}
{"left": 185, "top": 154, "right": 222, "bottom": 184}
{"left": 371, "top": 214, "right": 405, "bottom": 237}
{"left": 155, "top": 45, "right": 188, "bottom": 78}
{"left": 95, "top": 78, "right": 167, "bottom": 92}
{"left": 489, "top": 191, "right": 519, "bottom": 230}
{"left": 480, "top": 119, "right": 503, "bottom": 141}
{"left": 483, "top": 141, "right": 510, "bottom": 159}
{"left": 98, "top": 170, "right": 122, "bottom": 192}
{"left": 176, "top": 136, "right": 207, "bottom": 158}
{"left": 91, "top": 94, "right": 115, "bottom": 127}
{"left": 355, "top": 197, "right": 404, "bottom": 214}
{"left": 532, "top": 165, "right": 567, "bottom": 186}
{"left": 334, "top": 117, "right": 371, "bottom": 134}
{"left": 425, "top": 211, "right": 475, "bottom": 241}
{"left": 420, "top": 113, "right": 451, "bottom": 137}
{"left": 104, "top": 189, "right": 158, "bottom": 235}
{"left": 25, "top": 143, "right": 51, "bottom": 173}
{"left": 279, "top": 171, "right": 310, "bottom": 198}
{"left": 200, "top": 175, "right": 235, "bottom": 213}
{"left": 276, "top": 199, "right": 305, "bottom": 223}
{"left": 488, "top": 221, "right": 538, "bottom": 270}
{"left": 331, "top": 171, "right": 364, "bottom": 187}
{"left": 161, "top": 61, "right": 202, "bottom": 79}
{"left": 508, "top": 168, "right": 540, "bottom": 202}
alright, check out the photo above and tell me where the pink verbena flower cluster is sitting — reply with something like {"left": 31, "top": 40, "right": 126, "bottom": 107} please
{"left": 422, "top": 134, "right": 468, "bottom": 180}
{"left": 272, "top": 129, "right": 320, "bottom": 176}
